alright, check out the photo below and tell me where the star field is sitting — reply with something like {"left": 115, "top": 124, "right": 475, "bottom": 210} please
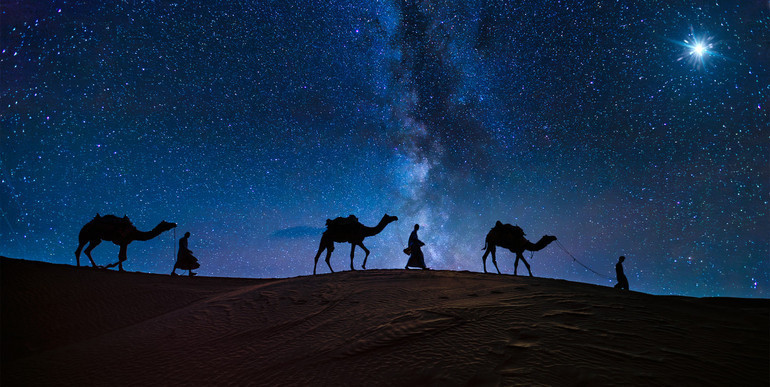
{"left": 1, "top": 0, "right": 768, "bottom": 297}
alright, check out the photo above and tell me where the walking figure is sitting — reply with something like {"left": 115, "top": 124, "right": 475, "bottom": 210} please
{"left": 614, "top": 256, "right": 629, "bottom": 290}
{"left": 172, "top": 232, "right": 200, "bottom": 276}
{"left": 404, "top": 224, "right": 429, "bottom": 270}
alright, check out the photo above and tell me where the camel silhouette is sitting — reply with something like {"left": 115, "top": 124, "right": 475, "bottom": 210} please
{"left": 312, "top": 214, "right": 398, "bottom": 275}
{"left": 74, "top": 214, "right": 177, "bottom": 271}
{"left": 482, "top": 221, "right": 557, "bottom": 276}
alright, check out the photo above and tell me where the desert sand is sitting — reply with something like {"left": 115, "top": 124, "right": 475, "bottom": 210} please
{"left": 1, "top": 257, "right": 768, "bottom": 386}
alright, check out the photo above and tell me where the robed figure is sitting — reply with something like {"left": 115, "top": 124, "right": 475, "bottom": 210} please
{"left": 404, "top": 224, "right": 428, "bottom": 270}
{"left": 614, "top": 256, "right": 629, "bottom": 290}
{"left": 172, "top": 232, "right": 200, "bottom": 276}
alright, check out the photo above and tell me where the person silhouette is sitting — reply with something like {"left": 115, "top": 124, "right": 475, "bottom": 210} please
{"left": 614, "top": 255, "right": 629, "bottom": 290}
{"left": 172, "top": 232, "right": 200, "bottom": 276}
{"left": 404, "top": 224, "right": 428, "bottom": 270}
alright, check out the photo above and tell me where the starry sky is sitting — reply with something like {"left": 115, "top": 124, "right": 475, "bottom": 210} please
{"left": 1, "top": 0, "right": 768, "bottom": 297}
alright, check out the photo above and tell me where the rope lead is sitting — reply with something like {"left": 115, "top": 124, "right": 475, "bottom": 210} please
{"left": 555, "top": 240, "right": 613, "bottom": 280}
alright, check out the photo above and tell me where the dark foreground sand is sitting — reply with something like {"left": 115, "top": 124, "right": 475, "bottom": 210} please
{"left": 1, "top": 257, "right": 768, "bottom": 386}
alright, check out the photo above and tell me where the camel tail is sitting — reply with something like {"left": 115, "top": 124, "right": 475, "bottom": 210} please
{"left": 482, "top": 241, "right": 488, "bottom": 250}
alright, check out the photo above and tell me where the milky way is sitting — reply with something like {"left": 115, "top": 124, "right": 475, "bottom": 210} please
{"left": 1, "top": 1, "right": 768, "bottom": 297}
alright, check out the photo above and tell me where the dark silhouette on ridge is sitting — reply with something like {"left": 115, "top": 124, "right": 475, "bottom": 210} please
{"left": 404, "top": 223, "right": 429, "bottom": 270}
{"left": 74, "top": 214, "right": 177, "bottom": 272}
{"left": 172, "top": 231, "right": 200, "bottom": 276}
{"left": 312, "top": 214, "right": 398, "bottom": 275}
{"left": 482, "top": 221, "right": 557, "bottom": 276}
{"left": 614, "top": 255, "right": 629, "bottom": 290}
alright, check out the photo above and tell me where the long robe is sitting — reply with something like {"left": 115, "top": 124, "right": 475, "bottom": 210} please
{"left": 175, "top": 236, "right": 200, "bottom": 270}
{"left": 405, "top": 229, "right": 426, "bottom": 269}
{"left": 614, "top": 262, "right": 629, "bottom": 290}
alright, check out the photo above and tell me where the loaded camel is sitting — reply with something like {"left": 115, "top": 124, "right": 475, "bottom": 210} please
{"left": 313, "top": 214, "right": 398, "bottom": 275}
{"left": 482, "top": 221, "right": 557, "bottom": 276}
{"left": 75, "top": 214, "right": 177, "bottom": 271}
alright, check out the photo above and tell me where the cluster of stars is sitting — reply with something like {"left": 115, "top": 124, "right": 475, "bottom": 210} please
{"left": 1, "top": 0, "right": 767, "bottom": 297}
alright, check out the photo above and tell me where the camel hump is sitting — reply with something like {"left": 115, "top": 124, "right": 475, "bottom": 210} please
{"left": 492, "top": 222, "right": 525, "bottom": 237}
{"left": 506, "top": 224, "right": 525, "bottom": 237}
{"left": 326, "top": 214, "right": 359, "bottom": 229}
{"left": 93, "top": 214, "right": 134, "bottom": 229}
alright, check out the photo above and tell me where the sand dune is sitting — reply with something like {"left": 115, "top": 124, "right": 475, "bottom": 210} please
{"left": 2, "top": 257, "right": 767, "bottom": 386}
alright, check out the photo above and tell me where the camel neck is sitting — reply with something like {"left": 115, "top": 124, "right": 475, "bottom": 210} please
{"left": 131, "top": 224, "right": 167, "bottom": 241}
{"left": 526, "top": 236, "right": 555, "bottom": 251}
{"left": 362, "top": 216, "right": 389, "bottom": 237}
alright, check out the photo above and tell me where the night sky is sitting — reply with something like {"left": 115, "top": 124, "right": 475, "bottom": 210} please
{"left": 1, "top": 1, "right": 767, "bottom": 297}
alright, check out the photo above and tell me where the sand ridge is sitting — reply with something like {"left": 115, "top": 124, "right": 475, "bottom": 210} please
{"left": 2, "top": 257, "right": 768, "bottom": 386}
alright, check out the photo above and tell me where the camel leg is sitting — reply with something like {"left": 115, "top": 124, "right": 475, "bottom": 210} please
{"left": 481, "top": 248, "right": 490, "bottom": 273}
{"left": 491, "top": 249, "right": 501, "bottom": 274}
{"left": 520, "top": 253, "right": 533, "bottom": 277}
{"left": 514, "top": 253, "right": 532, "bottom": 276}
{"left": 349, "top": 244, "right": 357, "bottom": 271}
{"left": 513, "top": 254, "right": 519, "bottom": 276}
{"left": 75, "top": 241, "right": 86, "bottom": 266}
{"left": 83, "top": 240, "right": 100, "bottom": 267}
{"left": 313, "top": 245, "right": 326, "bottom": 275}
{"left": 118, "top": 244, "right": 127, "bottom": 272}
{"left": 325, "top": 245, "right": 335, "bottom": 273}
{"left": 359, "top": 243, "right": 371, "bottom": 269}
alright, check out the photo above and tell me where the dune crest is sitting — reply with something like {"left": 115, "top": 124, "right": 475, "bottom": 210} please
{"left": 2, "top": 257, "right": 768, "bottom": 386}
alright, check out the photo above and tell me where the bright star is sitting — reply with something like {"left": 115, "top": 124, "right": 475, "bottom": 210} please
{"left": 675, "top": 28, "right": 719, "bottom": 70}
{"left": 692, "top": 42, "right": 706, "bottom": 56}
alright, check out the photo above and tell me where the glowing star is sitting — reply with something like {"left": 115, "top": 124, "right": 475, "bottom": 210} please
{"left": 692, "top": 42, "right": 706, "bottom": 56}
{"left": 675, "top": 29, "right": 720, "bottom": 70}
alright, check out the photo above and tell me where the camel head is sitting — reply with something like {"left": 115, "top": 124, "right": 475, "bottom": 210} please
{"left": 157, "top": 221, "right": 178, "bottom": 232}
{"left": 539, "top": 235, "right": 557, "bottom": 247}
{"left": 383, "top": 214, "right": 398, "bottom": 224}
